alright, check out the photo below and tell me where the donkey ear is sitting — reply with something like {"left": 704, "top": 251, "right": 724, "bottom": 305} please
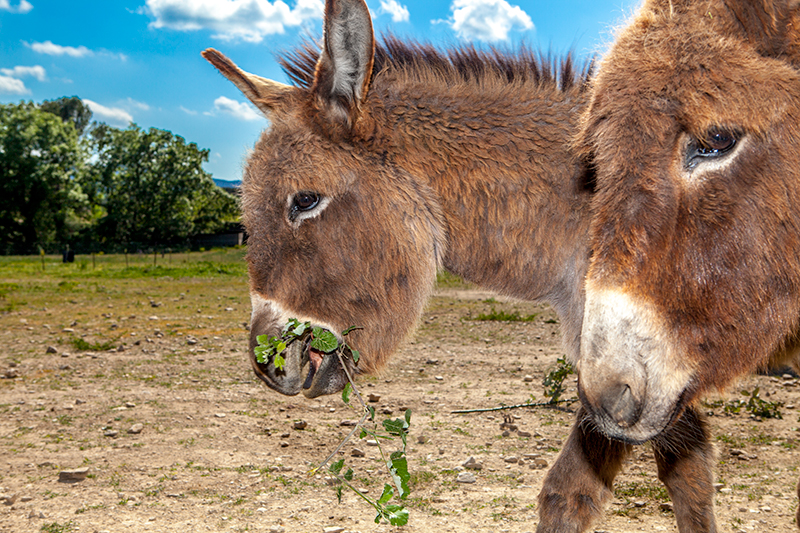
{"left": 311, "top": 0, "right": 375, "bottom": 128}
{"left": 202, "top": 48, "right": 296, "bottom": 116}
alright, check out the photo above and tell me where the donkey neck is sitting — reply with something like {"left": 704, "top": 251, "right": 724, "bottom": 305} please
{"left": 362, "top": 77, "right": 592, "bottom": 355}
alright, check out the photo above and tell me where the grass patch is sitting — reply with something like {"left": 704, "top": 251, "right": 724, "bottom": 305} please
{"left": 41, "top": 522, "right": 76, "bottom": 533}
{"left": 70, "top": 337, "right": 119, "bottom": 352}
{"left": 472, "top": 308, "right": 538, "bottom": 322}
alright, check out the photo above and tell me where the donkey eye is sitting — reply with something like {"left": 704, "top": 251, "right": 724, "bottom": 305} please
{"left": 696, "top": 129, "right": 737, "bottom": 157}
{"left": 292, "top": 191, "right": 320, "bottom": 211}
{"left": 685, "top": 129, "right": 740, "bottom": 170}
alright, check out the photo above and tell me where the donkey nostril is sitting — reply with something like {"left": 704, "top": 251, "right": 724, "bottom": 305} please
{"left": 601, "top": 383, "right": 640, "bottom": 429}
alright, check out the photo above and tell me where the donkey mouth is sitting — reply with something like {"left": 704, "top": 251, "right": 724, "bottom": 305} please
{"left": 302, "top": 344, "right": 325, "bottom": 390}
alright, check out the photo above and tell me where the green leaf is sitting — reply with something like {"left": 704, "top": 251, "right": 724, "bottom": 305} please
{"left": 367, "top": 405, "right": 376, "bottom": 422}
{"left": 344, "top": 468, "right": 354, "bottom": 481}
{"left": 351, "top": 350, "right": 360, "bottom": 363}
{"left": 385, "top": 505, "right": 409, "bottom": 526}
{"left": 383, "top": 418, "right": 409, "bottom": 436}
{"left": 388, "top": 452, "right": 410, "bottom": 499}
{"left": 256, "top": 334, "right": 270, "bottom": 346}
{"left": 342, "top": 382, "right": 352, "bottom": 404}
{"left": 274, "top": 354, "right": 286, "bottom": 371}
{"left": 359, "top": 428, "right": 368, "bottom": 439}
{"left": 310, "top": 327, "right": 339, "bottom": 352}
{"left": 291, "top": 322, "right": 309, "bottom": 337}
{"left": 404, "top": 409, "right": 412, "bottom": 425}
{"left": 329, "top": 459, "right": 345, "bottom": 475}
{"left": 378, "top": 484, "right": 393, "bottom": 505}
{"left": 335, "top": 485, "right": 343, "bottom": 504}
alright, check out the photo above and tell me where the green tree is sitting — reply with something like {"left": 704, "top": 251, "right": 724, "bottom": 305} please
{"left": 85, "top": 123, "right": 238, "bottom": 248}
{"left": 0, "top": 102, "right": 87, "bottom": 254}
{"left": 41, "top": 96, "right": 93, "bottom": 136}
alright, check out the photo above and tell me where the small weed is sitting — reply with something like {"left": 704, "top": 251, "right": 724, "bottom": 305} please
{"left": 472, "top": 308, "right": 538, "bottom": 322}
{"left": 70, "top": 337, "right": 119, "bottom": 352}
{"left": 41, "top": 522, "right": 76, "bottom": 533}
{"left": 542, "top": 357, "right": 574, "bottom": 404}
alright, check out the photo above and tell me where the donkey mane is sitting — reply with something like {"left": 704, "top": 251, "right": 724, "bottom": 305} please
{"left": 279, "top": 35, "right": 594, "bottom": 94}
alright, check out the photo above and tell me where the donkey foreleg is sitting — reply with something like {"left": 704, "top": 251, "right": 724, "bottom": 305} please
{"left": 536, "top": 407, "right": 631, "bottom": 533}
{"left": 653, "top": 406, "right": 717, "bottom": 533}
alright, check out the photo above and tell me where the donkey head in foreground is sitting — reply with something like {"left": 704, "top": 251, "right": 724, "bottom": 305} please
{"left": 204, "top": 0, "right": 445, "bottom": 398}
{"left": 578, "top": 0, "right": 800, "bottom": 443}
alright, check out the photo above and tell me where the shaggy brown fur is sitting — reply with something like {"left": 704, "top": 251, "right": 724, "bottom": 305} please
{"left": 579, "top": 0, "right": 800, "bottom": 528}
{"left": 203, "top": 0, "right": 719, "bottom": 531}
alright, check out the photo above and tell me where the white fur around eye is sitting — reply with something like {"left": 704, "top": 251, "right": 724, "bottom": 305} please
{"left": 286, "top": 194, "right": 331, "bottom": 225}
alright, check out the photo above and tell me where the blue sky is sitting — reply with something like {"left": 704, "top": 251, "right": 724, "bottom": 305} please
{"left": 0, "top": 0, "right": 641, "bottom": 183}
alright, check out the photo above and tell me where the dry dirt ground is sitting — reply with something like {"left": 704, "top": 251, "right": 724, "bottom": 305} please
{"left": 1, "top": 274, "right": 800, "bottom": 533}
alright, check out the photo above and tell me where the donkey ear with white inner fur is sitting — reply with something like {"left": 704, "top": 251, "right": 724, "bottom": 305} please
{"left": 202, "top": 48, "right": 296, "bottom": 117}
{"left": 312, "top": 0, "right": 375, "bottom": 128}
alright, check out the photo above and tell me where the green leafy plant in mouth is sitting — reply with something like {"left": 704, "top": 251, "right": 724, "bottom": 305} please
{"left": 254, "top": 318, "right": 360, "bottom": 371}
{"left": 257, "top": 320, "right": 410, "bottom": 526}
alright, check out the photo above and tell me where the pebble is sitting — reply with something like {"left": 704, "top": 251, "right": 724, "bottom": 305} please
{"left": 417, "top": 435, "right": 429, "bottom": 444}
{"left": 58, "top": 467, "right": 89, "bottom": 483}
{"left": 633, "top": 501, "right": 646, "bottom": 508}
{"left": 46, "top": 346, "right": 58, "bottom": 354}
{"left": 104, "top": 430, "right": 119, "bottom": 438}
{"left": 504, "top": 456, "right": 519, "bottom": 464}
{"left": 323, "top": 527, "right": 345, "bottom": 533}
{"left": 523, "top": 375, "right": 534, "bottom": 383}
{"left": 660, "top": 502, "right": 674, "bottom": 512}
{"left": 214, "top": 413, "right": 226, "bottom": 418}
{"left": 293, "top": 420, "right": 307, "bottom": 430}
{"left": 3, "top": 368, "right": 19, "bottom": 379}
{"left": 128, "top": 423, "right": 144, "bottom": 434}
{"left": 1, "top": 493, "right": 17, "bottom": 506}
{"left": 435, "top": 376, "right": 444, "bottom": 381}
{"left": 351, "top": 448, "right": 365, "bottom": 458}
{"left": 462, "top": 457, "right": 483, "bottom": 471}
{"left": 367, "top": 393, "right": 381, "bottom": 402}
{"left": 340, "top": 420, "right": 357, "bottom": 427}
{"left": 456, "top": 472, "right": 476, "bottom": 484}
{"left": 268, "top": 527, "right": 285, "bottom": 533}
{"left": 529, "top": 458, "right": 548, "bottom": 469}
{"left": 366, "top": 439, "right": 378, "bottom": 447}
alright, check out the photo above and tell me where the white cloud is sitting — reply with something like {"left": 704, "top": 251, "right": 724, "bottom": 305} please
{"left": 144, "top": 0, "right": 324, "bottom": 42}
{"left": 0, "top": 0, "right": 33, "bottom": 14}
{"left": 379, "top": 0, "right": 408, "bottom": 22}
{"left": 83, "top": 99, "right": 134, "bottom": 127}
{"left": 440, "top": 0, "right": 533, "bottom": 42}
{"left": 123, "top": 97, "right": 150, "bottom": 111}
{"left": 213, "top": 96, "right": 261, "bottom": 121}
{"left": 0, "top": 65, "right": 47, "bottom": 81}
{"left": 0, "top": 75, "right": 28, "bottom": 94}
{"left": 27, "top": 40, "right": 93, "bottom": 58}
{"left": 180, "top": 105, "right": 198, "bottom": 115}
{"left": 25, "top": 41, "right": 127, "bottom": 61}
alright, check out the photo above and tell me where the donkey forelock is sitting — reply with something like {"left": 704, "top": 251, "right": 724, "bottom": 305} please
{"left": 577, "top": 0, "right": 800, "bottom": 443}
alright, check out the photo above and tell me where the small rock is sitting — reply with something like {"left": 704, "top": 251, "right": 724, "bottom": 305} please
{"left": 425, "top": 359, "right": 439, "bottom": 365}
{"left": 1, "top": 493, "right": 17, "bottom": 506}
{"left": 46, "top": 346, "right": 58, "bottom": 354}
{"left": 633, "top": 501, "right": 646, "bottom": 508}
{"left": 367, "top": 393, "right": 381, "bottom": 402}
{"left": 280, "top": 441, "right": 289, "bottom": 448}
{"left": 529, "top": 458, "right": 548, "bottom": 469}
{"left": 660, "top": 502, "right": 674, "bottom": 512}
{"left": 340, "top": 420, "right": 357, "bottom": 427}
{"left": 435, "top": 375, "right": 444, "bottom": 381}
{"left": 75, "top": 399, "right": 86, "bottom": 405}
{"left": 268, "top": 527, "right": 285, "bottom": 533}
{"left": 104, "top": 430, "right": 119, "bottom": 438}
{"left": 380, "top": 407, "right": 393, "bottom": 415}
{"left": 456, "top": 472, "right": 476, "bottom": 484}
{"left": 417, "top": 435, "right": 429, "bottom": 444}
{"left": 20, "top": 496, "right": 33, "bottom": 503}
{"left": 713, "top": 483, "right": 725, "bottom": 492}
{"left": 214, "top": 413, "right": 226, "bottom": 418}
{"left": 323, "top": 527, "right": 345, "bottom": 533}
{"left": 462, "top": 457, "right": 483, "bottom": 471}
{"left": 504, "top": 456, "right": 519, "bottom": 464}
{"left": 366, "top": 439, "right": 379, "bottom": 447}
{"left": 58, "top": 467, "right": 89, "bottom": 483}
{"left": 760, "top": 506, "right": 772, "bottom": 513}
{"left": 125, "top": 402, "right": 136, "bottom": 408}
{"left": 28, "top": 510, "right": 45, "bottom": 519}
{"left": 523, "top": 375, "right": 534, "bottom": 383}
{"left": 187, "top": 338, "right": 198, "bottom": 345}
{"left": 351, "top": 448, "right": 365, "bottom": 458}
{"left": 293, "top": 420, "right": 308, "bottom": 430}
{"left": 517, "top": 430, "right": 532, "bottom": 438}
{"left": 719, "top": 488, "right": 732, "bottom": 494}
{"left": 128, "top": 423, "right": 144, "bottom": 435}
{"left": 3, "top": 368, "right": 19, "bottom": 379}
{"left": 62, "top": 328, "right": 74, "bottom": 333}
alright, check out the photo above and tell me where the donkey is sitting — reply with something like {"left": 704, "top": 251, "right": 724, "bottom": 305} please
{"left": 203, "top": 0, "right": 719, "bottom": 531}
{"left": 576, "top": 0, "right": 800, "bottom": 529}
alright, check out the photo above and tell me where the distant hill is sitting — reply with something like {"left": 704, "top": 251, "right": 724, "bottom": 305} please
{"left": 213, "top": 178, "right": 241, "bottom": 190}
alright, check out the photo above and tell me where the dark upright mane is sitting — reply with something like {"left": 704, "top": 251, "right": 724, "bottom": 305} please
{"left": 279, "top": 35, "right": 593, "bottom": 94}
